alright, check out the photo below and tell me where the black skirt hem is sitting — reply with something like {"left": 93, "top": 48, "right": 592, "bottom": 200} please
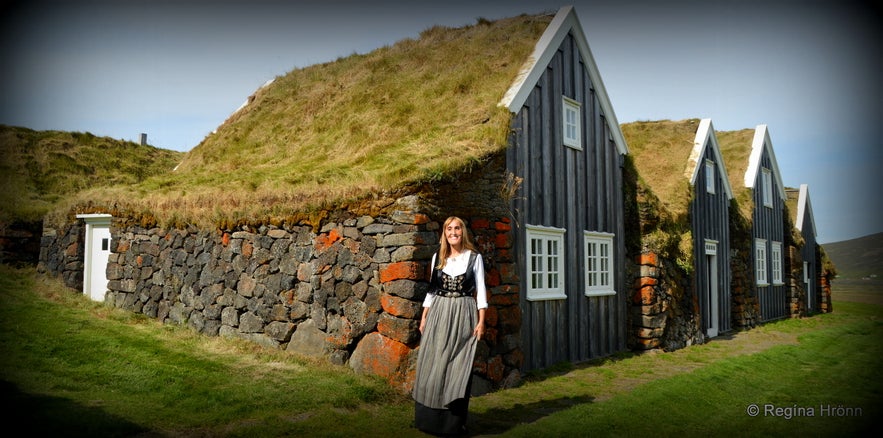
{"left": 414, "top": 397, "right": 470, "bottom": 437}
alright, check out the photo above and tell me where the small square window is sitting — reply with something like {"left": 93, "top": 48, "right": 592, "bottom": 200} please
{"left": 562, "top": 97, "right": 581, "bottom": 149}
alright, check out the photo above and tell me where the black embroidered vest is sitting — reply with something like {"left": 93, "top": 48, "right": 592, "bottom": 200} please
{"left": 430, "top": 252, "right": 478, "bottom": 297}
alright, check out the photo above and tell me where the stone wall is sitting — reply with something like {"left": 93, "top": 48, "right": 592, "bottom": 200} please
{"left": 819, "top": 275, "right": 834, "bottom": 313}
{"left": 629, "top": 251, "right": 702, "bottom": 351}
{"left": 38, "top": 208, "right": 521, "bottom": 394}
{"left": 37, "top": 220, "right": 85, "bottom": 290}
{"left": 786, "top": 245, "right": 807, "bottom": 318}
{"left": 730, "top": 244, "right": 761, "bottom": 330}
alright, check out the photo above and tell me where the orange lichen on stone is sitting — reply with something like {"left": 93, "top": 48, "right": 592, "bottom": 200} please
{"left": 379, "top": 261, "right": 422, "bottom": 283}
{"left": 315, "top": 228, "right": 342, "bottom": 251}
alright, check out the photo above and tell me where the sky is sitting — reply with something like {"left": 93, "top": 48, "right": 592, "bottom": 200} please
{"left": 1, "top": 0, "right": 880, "bottom": 244}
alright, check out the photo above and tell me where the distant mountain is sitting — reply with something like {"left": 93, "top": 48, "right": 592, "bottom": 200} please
{"left": 823, "top": 232, "right": 883, "bottom": 280}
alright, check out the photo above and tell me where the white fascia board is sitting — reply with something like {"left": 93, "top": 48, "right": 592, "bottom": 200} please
{"left": 499, "top": 5, "right": 629, "bottom": 156}
{"left": 687, "top": 118, "right": 734, "bottom": 199}
{"left": 797, "top": 183, "right": 817, "bottom": 236}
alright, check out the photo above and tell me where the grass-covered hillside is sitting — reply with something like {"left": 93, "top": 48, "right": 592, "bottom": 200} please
{"left": 0, "top": 125, "right": 184, "bottom": 224}
{"left": 73, "top": 12, "right": 554, "bottom": 229}
{"left": 824, "top": 232, "right": 883, "bottom": 280}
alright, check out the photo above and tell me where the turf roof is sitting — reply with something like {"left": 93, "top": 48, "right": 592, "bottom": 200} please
{"left": 72, "top": 12, "right": 555, "bottom": 229}
{"left": 716, "top": 127, "right": 757, "bottom": 220}
{"left": 619, "top": 119, "right": 703, "bottom": 220}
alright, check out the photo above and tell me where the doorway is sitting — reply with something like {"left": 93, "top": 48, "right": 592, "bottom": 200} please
{"left": 704, "top": 240, "right": 719, "bottom": 338}
{"left": 78, "top": 214, "right": 113, "bottom": 301}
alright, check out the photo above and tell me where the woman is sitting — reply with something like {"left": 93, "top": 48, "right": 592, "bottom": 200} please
{"left": 412, "top": 216, "right": 487, "bottom": 436}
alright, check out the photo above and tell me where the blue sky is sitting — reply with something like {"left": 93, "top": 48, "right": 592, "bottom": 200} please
{"left": 1, "top": 0, "right": 880, "bottom": 244}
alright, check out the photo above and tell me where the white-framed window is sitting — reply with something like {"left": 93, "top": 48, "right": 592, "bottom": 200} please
{"left": 584, "top": 231, "right": 615, "bottom": 296}
{"left": 762, "top": 168, "right": 773, "bottom": 207}
{"left": 562, "top": 97, "right": 581, "bottom": 149}
{"left": 803, "top": 261, "right": 810, "bottom": 284}
{"left": 755, "top": 238, "right": 768, "bottom": 286}
{"left": 705, "top": 159, "right": 716, "bottom": 194}
{"left": 526, "top": 225, "right": 566, "bottom": 301}
{"left": 771, "top": 241, "right": 783, "bottom": 285}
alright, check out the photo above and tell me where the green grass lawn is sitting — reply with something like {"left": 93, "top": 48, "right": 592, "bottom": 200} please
{"left": 1, "top": 265, "right": 879, "bottom": 436}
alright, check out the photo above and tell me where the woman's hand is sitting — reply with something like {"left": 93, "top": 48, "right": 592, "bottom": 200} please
{"left": 474, "top": 307, "right": 486, "bottom": 339}
{"left": 419, "top": 307, "right": 429, "bottom": 334}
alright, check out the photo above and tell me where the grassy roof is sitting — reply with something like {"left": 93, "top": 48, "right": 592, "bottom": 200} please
{"left": 0, "top": 125, "right": 183, "bottom": 223}
{"left": 784, "top": 186, "right": 800, "bottom": 225}
{"left": 716, "top": 128, "right": 756, "bottom": 220}
{"left": 73, "top": 12, "right": 554, "bottom": 229}
{"left": 619, "top": 119, "right": 701, "bottom": 221}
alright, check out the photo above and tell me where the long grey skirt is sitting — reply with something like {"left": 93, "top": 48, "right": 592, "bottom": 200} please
{"left": 412, "top": 295, "right": 478, "bottom": 410}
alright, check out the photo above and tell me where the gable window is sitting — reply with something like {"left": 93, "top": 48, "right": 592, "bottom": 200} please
{"left": 526, "top": 225, "right": 566, "bottom": 301}
{"left": 771, "top": 241, "right": 783, "bottom": 285}
{"left": 762, "top": 168, "right": 773, "bottom": 207}
{"left": 755, "top": 238, "right": 768, "bottom": 286}
{"left": 705, "top": 159, "right": 716, "bottom": 194}
{"left": 584, "top": 231, "right": 615, "bottom": 296}
{"left": 562, "top": 97, "right": 581, "bottom": 149}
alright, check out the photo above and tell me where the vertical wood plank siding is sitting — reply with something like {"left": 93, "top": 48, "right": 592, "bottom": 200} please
{"left": 800, "top": 206, "right": 818, "bottom": 313}
{"left": 507, "top": 34, "right": 627, "bottom": 371}
{"left": 690, "top": 144, "right": 732, "bottom": 334}
{"left": 754, "top": 150, "right": 787, "bottom": 322}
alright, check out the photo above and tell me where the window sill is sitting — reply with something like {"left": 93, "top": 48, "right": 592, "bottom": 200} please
{"left": 585, "top": 290, "right": 616, "bottom": 297}
{"left": 526, "top": 292, "right": 567, "bottom": 301}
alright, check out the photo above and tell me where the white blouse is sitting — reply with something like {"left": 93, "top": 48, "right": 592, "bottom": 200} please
{"left": 422, "top": 250, "right": 488, "bottom": 309}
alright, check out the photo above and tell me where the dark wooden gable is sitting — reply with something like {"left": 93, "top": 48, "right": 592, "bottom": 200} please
{"left": 506, "top": 26, "right": 627, "bottom": 370}
{"left": 689, "top": 120, "right": 733, "bottom": 336}
{"left": 748, "top": 126, "right": 787, "bottom": 322}
{"left": 790, "top": 184, "right": 820, "bottom": 313}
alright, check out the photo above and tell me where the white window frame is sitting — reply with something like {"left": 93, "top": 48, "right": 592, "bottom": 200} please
{"left": 584, "top": 231, "right": 615, "bottom": 297}
{"left": 755, "top": 238, "right": 769, "bottom": 286}
{"left": 803, "top": 261, "right": 810, "bottom": 284}
{"left": 705, "top": 159, "right": 716, "bottom": 194}
{"left": 771, "top": 241, "right": 784, "bottom": 285}
{"left": 562, "top": 97, "right": 581, "bottom": 149}
{"left": 762, "top": 168, "right": 773, "bottom": 208}
{"left": 526, "top": 225, "right": 566, "bottom": 301}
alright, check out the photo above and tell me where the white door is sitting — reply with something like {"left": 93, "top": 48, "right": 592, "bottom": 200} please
{"left": 78, "top": 214, "right": 113, "bottom": 301}
{"left": 706, "top": 253, "right": 719, "bottom": 338}
{"left": 705, "top": 240, "right": 719, "bottom": 338}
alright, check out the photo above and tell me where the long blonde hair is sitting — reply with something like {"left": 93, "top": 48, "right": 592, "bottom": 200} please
{"left": 436, "top": 216, "right": 478, "bottom": 269}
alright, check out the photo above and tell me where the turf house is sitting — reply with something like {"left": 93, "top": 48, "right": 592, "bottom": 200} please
{"left": 620, "top": 119, "right": 736, "bottom": 349}
{"left": 785, "top": 184, "right": 833, "bottom": 315}
{"left": 38, "top": 6, "right": 632, "bottom": 393}
{"left": 718, "top": 124, "right": 793, "bottom": 324}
